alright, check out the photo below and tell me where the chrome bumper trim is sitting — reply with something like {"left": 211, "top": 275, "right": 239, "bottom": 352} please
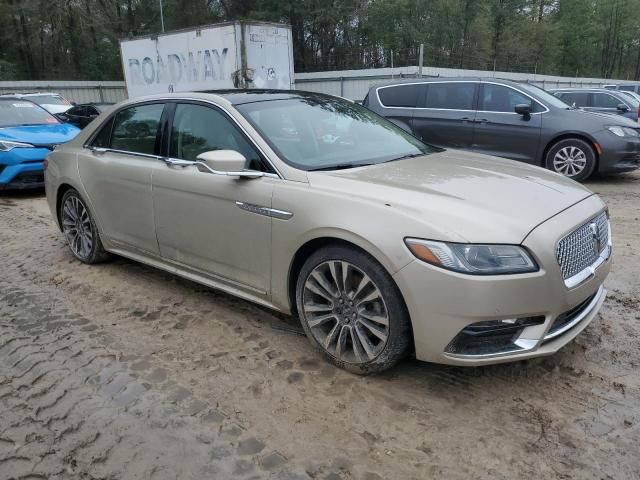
{"left": 543, "top": 285, "right": 605, "bottom": 341}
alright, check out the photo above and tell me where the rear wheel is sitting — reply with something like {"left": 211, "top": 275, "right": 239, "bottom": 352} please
{"left": 296, "top": 245, "right": 412, "bottom": 374}
{"left": 60, "top": 189, "right": 109, "bottom": 264}
{"left": 545, "top": 138, "right": 596, "bottom": 182}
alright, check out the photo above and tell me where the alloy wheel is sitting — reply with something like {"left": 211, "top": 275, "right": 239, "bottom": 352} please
{"left": 552, "top": 146, "right": 587, "bottom": 177}
{"left": 302, "top": 260, "right": 390, "bottom": 364}
{"left": 61, "top": 195, "right": 94, "bottom": 260}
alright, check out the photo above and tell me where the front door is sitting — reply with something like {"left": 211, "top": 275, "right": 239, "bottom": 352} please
{"left": 78, "top": 102, "right": 165, "bottom": 255}
{"left": 152, "top": 102, "right": 276, "bottom": 294}
{"left": 472, "top": 83, "right": 542, "bottom": 164}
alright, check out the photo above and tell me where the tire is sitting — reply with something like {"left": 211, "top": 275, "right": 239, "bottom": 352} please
{"left": 59, "top": 189, "right": 110, "bottom": 264}
{"left": 545, "top": 138, "right": 597, "bottom": 182}
{"left": 295, "top": 245, "right": 412, "bottom": 375}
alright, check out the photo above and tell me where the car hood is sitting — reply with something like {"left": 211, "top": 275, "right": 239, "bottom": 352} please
{"left": 561, "top": 107, "right": 639, "bottom": 126}
{"left": 0, "top": 124, "right": 80, "bottom": 145}
{"left": 308, "top": 150, "right": 594, "bottom": 244}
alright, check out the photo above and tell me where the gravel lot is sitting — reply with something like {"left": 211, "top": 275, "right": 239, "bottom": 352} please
{"left": 1, "top": 172, "right": 639, "bottom": 480}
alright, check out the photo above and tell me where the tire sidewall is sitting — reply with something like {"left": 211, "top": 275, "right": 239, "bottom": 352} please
{"left": 295, "top": 245, "right": 411, "bottom": 374}
{"left": 545, "top": 138, "right": 597, "bottom": 182}
{"left": 60, "top": 189, "right": 105, "bottom": 264}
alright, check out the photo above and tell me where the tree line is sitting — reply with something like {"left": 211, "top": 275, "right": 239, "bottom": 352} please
{"left": 2, "top": 0, "right": 640, "bottom": 81}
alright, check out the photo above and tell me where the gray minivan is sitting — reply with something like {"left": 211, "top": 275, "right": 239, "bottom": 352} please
{"left": 363, "top": 77, "right": 640, "bottom": 181}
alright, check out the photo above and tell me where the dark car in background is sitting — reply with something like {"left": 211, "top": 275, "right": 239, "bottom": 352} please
{"left": 55, "top": 103, "right": 114, "bottom": 129}
{"left": 363, "top": 77, "right": 640, "bottom": 181}
{"left": 551, "top": 88, "right": 639, "bottom": 122}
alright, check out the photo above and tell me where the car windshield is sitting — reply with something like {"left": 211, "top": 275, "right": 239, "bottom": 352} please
{"left": 236, "top": 96, "right": 432, "bottom": 170}
{"left": 28, "top": 95, "right": 70, "bottom": 106}
{"left": 519, "top": 83, "right": 572, "bottom": 109}
{"left": 0, "top": 99, "right": 60, "bottom": 127}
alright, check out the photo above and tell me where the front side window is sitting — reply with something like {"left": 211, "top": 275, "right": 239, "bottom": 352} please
{"left": 169, "top": 103, "right": 267, "bottom": 171}
{"left": 592, "top": 93, "right": 623, "bottom": 108}
{"left": 481, "top": 84, "right": 544, "bottom": 113}
{"left": 424, "top": 82, "right": 476, "bottom": 110}
{"left": 236, "top": 95, "right": 432, "bottom": 171}
{"left": 378, "top": 84, "right": 422, "bottom": 108}
{"left": 110, "top": 103, "right": 164, "bottom": 155}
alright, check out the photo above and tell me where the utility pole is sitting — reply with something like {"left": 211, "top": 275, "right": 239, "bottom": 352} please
{"left": 159, "top": 0, "right": 165, "bottom": 33}
{"left": 418, "top": 44, "right": 424, "bottom": 78}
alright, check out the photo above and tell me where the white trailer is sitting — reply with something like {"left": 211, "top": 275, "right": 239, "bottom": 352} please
{"left": 119, "top": 21, "right": 294, "bottom": 98}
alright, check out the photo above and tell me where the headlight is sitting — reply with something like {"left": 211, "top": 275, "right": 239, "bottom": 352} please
{"left": 0, "top": 140, "right": 34, "bottom": 151}
{"left": 607, "top": 126, "right": 640, "bottom": 137}
{"left": 404, "top": 238, "right": 538, "bottom": 275}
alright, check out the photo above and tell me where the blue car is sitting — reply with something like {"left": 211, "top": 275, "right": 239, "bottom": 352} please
{"left": 0, "top": 98, "right": 80, "bottom": 189}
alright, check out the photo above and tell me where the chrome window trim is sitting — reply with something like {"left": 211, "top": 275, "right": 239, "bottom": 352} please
{"left": 543, "top": 285, "right": 605, "bottom": 341}
{"left": 375, "top": 80, "right": 548, "bottom": 114}
{"left": 83, "top": 96, "right": 284, "bottom": 180}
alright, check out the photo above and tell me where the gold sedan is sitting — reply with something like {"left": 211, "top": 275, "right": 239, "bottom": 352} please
{"left": 44, "top": 91, "right": 611, "bottom": 374}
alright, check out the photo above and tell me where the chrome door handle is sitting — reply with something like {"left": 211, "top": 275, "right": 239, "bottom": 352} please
{"left": 163, "top": 157, "right": 196, "bottom": 167}
{"left": 461, "top": 117, "right": 473, "bottom": 123}
{"left": 476, "top": 118, "right": 489, "bottom": 124}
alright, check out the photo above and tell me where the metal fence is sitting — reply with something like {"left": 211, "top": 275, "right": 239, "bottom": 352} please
{"left": 0, "top": 67, "right": 629, "bottom": 104}
{"left": 0, "top": 80, "right": 127, "bottom": 104}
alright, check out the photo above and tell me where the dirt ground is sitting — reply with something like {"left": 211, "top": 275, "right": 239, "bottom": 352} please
{"left": 1, "top": 172, "right": 639, "bottom": 480}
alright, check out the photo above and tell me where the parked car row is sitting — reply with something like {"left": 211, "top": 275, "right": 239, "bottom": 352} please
{"left": 363, "top": 77, "right": 640, "bottom": 181}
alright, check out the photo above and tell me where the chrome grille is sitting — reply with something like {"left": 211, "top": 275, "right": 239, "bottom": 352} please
{"left": 556, "top": 212, "right": 610, "bottom": 280}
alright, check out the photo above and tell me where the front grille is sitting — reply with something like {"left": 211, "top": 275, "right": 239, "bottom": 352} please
{"left": 556, "top": 212, "right": 609, "bottom": 280}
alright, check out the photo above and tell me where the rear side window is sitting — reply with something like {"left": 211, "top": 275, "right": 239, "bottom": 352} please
{"left": 425, "top": 83, "right": 476, "bottom": 110}
{"left": 592, "top": 93, "right": 623, "bottom": 108}
{"left": 378, "top": 84, "right": 422, "bottom": 108}
{"left": 110, "top": 103, "right": 165, "bottom": 155}
{"left": 556, "top": 92, "right": 589, "bottom": 107}
{"left": 481, "top": 84, "right": 544, "bottom": 113}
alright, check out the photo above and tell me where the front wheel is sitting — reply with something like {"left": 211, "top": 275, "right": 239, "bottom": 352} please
{"left": 545, "top": 138, "right": 597, "bottom": 182}
{"left": 296, "top": 245, "right": 412, "bottom": 374}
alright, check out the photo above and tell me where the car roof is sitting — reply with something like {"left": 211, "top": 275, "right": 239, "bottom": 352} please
{"left": 122, "top": 89, "right": 349, "bottom": 107}
{"left": 550, "top": 87, "right": 626, "bottom": 93}
{"left": 369, "top": 77, "right": 530, "bottom": 90}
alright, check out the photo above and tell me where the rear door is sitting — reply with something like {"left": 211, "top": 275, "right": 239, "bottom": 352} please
{"left": 410, "top": 81, "right": 477, "bottom": 149}
{"left": 471, "top": 82, "right": 542, "bottom": 164}
{"left": 373, "top": 83, "right": 422, "bottom": 133}
{"left": 78, "top": 102, "right": 166, "bottom": 255}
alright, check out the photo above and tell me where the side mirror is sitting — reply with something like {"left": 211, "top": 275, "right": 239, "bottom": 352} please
{"left": 617, "top": 103, "right": 630, "bottom": 112}
{"left": 514, "top": 104, "right": 532, "bottom": 117}
{"left": 195, "top": 150, "right": 263, "bottom": 179}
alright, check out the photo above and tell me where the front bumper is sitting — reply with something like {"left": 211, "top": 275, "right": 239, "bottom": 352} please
{"left": 0, "top": 148, "right": 50, "bottom": 189}
{"left": 594, "top": 131, "right": 640, "bottom": 173}
{"left": 393, "top": 195, "right": 611, "bottom": 366}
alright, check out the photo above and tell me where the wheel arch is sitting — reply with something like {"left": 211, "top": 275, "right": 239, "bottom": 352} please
{"left": 55, "top": 183, "right": 77, "bottom": 231}
{"left": 286, "top": 234, "right": 410, "bottom": 320}
{"left": 540, "top": 133, "right": 600, "bottom": 170}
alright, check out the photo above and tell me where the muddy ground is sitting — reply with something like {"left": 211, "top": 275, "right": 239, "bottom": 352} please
{"left": 0, "top": 172, "right": 639, "bottom": 480}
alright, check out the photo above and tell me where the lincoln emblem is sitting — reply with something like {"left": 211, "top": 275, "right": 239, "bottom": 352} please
{"left": 589, "top": 222, "right": 601, "bottom": 255}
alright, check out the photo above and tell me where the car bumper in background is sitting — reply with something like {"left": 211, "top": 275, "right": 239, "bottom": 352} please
{"left": 393, "top": 195, "right": 611, "bottom": 366}
{"left": 0, "top": 148, "right": 51, "bottom": 189}
{"left": 595, "top": 132, "right": 640, "bottom": 173}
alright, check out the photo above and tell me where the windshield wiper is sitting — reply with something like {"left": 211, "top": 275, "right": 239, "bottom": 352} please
{"left": 384, "top": 152, "right": 425, "bottom": 163}
{"left": 308, "top": 162, "right": 374, "bottom": 172}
